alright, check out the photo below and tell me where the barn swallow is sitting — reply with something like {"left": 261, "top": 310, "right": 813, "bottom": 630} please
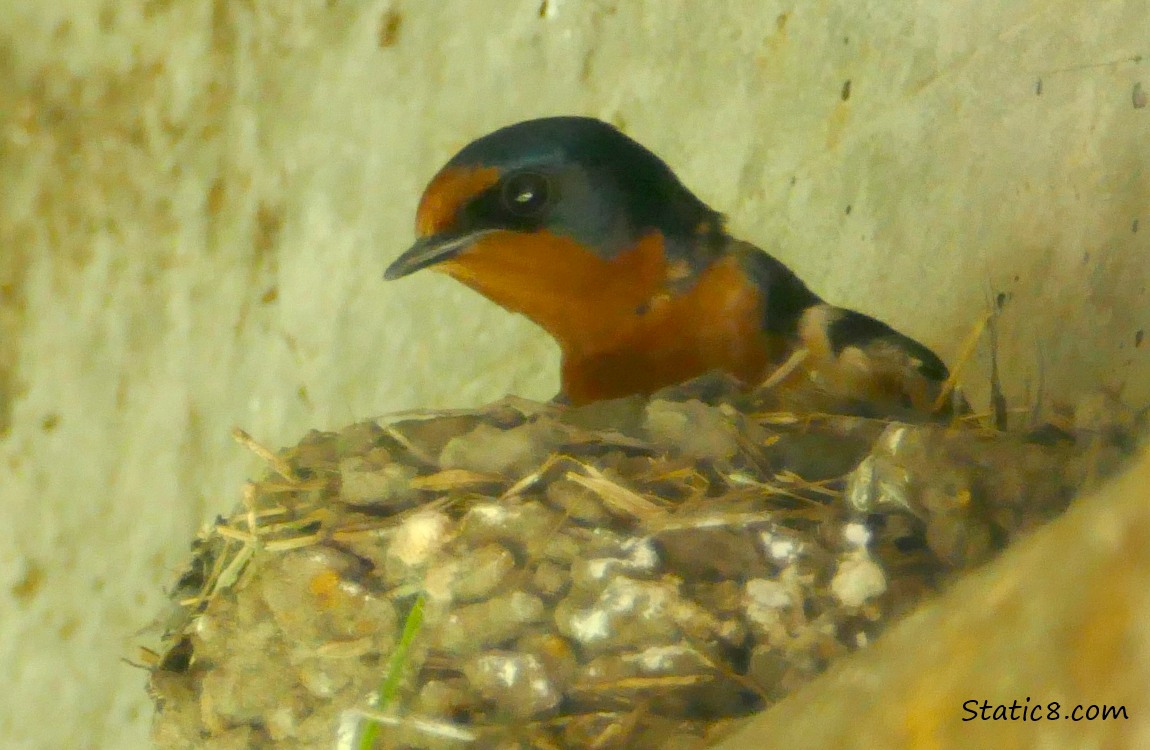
{"left": 385, "top": 116, "right": 953, "bottom": 412}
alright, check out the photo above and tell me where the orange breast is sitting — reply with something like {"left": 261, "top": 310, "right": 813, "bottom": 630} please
{"left": 560, "top": 255, "right": 780, "bottom": 404}
{"left": 436, "top": 229, "right": 780, "bottom": 405}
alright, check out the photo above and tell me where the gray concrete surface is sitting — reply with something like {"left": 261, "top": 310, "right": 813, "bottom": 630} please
{"left": 0, "top": 1, "right": 1146, "bottom": 748}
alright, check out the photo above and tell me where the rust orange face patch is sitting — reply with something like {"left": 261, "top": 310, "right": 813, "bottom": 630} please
{"left": 415, "top": 165, "right": 501, "bottom": 236}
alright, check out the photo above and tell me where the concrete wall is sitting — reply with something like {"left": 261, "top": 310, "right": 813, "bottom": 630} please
{"left": 0, "top": 1, "right": 1146, "bottom": 747}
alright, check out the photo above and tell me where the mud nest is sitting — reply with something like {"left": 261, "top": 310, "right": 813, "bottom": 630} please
{"left": 145, "top": 377, "right": 1144, "bottom": 750}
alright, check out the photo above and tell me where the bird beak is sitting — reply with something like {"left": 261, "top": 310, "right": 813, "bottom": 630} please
{"left": 383, "top": 229, "right": 496, "bottom": 280}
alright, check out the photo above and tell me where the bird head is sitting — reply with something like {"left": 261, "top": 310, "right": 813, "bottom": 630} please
{"left": 384, "top": 117, "right": 724, "bottom": 350}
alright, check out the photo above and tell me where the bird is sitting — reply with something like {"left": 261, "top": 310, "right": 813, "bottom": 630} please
{"left": 384, "top": 116, "right": 954, "bottom": 413}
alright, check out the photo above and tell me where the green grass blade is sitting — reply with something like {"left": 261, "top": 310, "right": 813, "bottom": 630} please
{"left": 356, "top": 593, "right": 426, "bottom": 750}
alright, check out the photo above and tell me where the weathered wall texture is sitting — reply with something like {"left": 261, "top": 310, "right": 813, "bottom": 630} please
{"left": 0, "top": 1, "right": 1145, "bottom": 748}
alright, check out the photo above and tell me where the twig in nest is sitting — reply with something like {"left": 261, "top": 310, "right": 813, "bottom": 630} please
{"left": 231, "top": 427, "right": 298, "bottom": 482}
{"left": 931, "top": 313, "right": 990, "bottom": 413}
{"left": 758, "top": 348, "right": 810, "bottom": 390}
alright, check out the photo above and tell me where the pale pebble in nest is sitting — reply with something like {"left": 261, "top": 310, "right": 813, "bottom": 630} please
{"left": 831, "top": 552, "right": 888, "bottom": 607}
{"left": 387, "top": 510, "right": 452, "bottom": 568}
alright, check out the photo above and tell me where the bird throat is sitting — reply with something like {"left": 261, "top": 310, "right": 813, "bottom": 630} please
{"left": 437, "top": 231, "right": 776, "bottom": 404}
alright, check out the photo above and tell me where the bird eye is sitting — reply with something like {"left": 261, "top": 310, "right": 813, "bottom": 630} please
{"left": 500, "top": 171, "right": 552, "bottom": 218}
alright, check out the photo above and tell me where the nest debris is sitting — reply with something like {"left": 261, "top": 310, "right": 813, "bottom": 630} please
{"left": 143, "top": 377, "right": 1145, "bottom": 750}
